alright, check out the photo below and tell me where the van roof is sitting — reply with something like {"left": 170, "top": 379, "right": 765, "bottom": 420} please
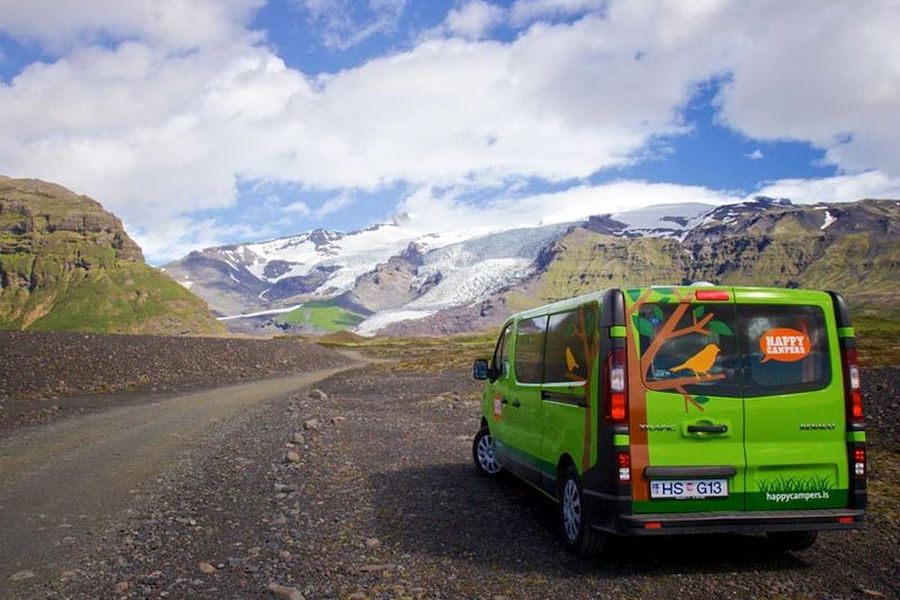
{"left": 508, "top": 285, "right": 834, "bottom": 321}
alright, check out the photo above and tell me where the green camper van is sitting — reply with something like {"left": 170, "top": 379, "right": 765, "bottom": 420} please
{"left": 472, "top": 286, "right": 865, "bottom": 555}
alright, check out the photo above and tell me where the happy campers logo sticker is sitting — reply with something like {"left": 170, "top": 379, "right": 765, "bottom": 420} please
{"left": 760, "top": 328, "right": 811, "bottom": 363}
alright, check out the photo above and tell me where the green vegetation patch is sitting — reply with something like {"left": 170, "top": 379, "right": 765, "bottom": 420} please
{"left": 855, "top": 314, "right": 900, "bottom": 368}
{"left": 25, "top": 263, "right": 225, "bottom": 335}
{"left": 277, "top": 299, "right": 366, "bottom": 332}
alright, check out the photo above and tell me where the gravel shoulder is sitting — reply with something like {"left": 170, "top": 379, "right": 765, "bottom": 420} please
{"left": 17, "top": 362, "right": 898, "bottom": 600}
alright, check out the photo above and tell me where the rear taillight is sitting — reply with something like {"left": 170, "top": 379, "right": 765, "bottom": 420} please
{"left": 605, "top": 349, "right": 628, "bottom": 423}
{"left": 842, "top": 347, "right": 863, "bottom": 423}
{"left": 617, "top": 451, "right": 631, "bottom": 482}
{"left": 853, "top": 448, "right": 866, "bottom": 478}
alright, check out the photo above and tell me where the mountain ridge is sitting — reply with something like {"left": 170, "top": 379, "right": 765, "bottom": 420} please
{"left": 164, "top": 197, "right": 899, "bottom": 336}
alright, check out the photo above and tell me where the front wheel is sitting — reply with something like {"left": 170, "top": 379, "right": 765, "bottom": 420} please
{"left": 766, "top": 531, "right": 818, "bottom": 552}
{"left": 472, "top": 427, "right": 502, "bottom": 477}
{"left": 559, "top": 465, "right": 605, "bottom": 556}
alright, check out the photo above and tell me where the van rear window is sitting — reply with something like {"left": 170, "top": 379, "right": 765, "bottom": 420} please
{"left": 738, "top": 304, "right": 831, "bottom": 396}
{"left": 637, "top": 303, "right": 831, "bottom": 397}
{"left": 638, "top": 303, "right": 741, "bottom": 398}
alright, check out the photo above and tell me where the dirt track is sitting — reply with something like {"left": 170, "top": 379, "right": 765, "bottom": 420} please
{"left": 5, "top": 359, "right": 895, "bottom": 600}
{"left": 0, "top": 365, "right": 355, "bottom": 597}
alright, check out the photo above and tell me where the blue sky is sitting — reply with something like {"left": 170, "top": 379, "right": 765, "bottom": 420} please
{"left": 0, "top": 0, "right": 898, "bottom": 263}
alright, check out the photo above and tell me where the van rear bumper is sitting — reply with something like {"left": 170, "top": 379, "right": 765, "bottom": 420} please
{"left": 610, "top": 509, "right": 864, "bottom": 536}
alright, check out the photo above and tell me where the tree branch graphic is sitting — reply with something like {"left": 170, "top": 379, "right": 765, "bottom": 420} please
{"left": 629, "top": 289, "right": 729, "bottom": 413}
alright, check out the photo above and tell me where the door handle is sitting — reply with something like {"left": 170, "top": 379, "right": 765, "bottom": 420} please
{"left": 511, "top": 399, "right": 521, "bottom": 408}
{"left": 687, "top": 424, "right": 727, "bottom": 434}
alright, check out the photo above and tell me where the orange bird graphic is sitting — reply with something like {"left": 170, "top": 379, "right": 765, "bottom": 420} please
{"left": 670, "top": 343, "right": 721, "bottom": 379}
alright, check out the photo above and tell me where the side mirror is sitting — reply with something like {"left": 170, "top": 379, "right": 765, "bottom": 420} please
{"left": 473, "top": 359, "right": 490, "bottom": 380}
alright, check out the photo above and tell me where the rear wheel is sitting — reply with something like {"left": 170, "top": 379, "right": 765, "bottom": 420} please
{"left": 559, "top": 465, "right": 605, "bottom": 556}
{"left": 766, "top": 530, "right": 818, "bottom": 552}
{"left": 473, "top": 427, "right": 502, "bottom": 477}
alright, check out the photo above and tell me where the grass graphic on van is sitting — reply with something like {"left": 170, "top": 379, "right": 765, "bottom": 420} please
{"left": 757, "top": 474, "right": 835, "bottom": 495}
{"left": 628, "top": 288, "right": 735, "bottom": 412}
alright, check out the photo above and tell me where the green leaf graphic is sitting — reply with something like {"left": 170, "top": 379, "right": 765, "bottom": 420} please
{"left": 695, "top": 395, "right": 710, "bottom": 405}
{"left": 693, "top": 304, "right": 705, "bottom": 319}
{"left": 708, "top": 320, "right": 733, "bottom": 336}
{"left": 636, "top": 316, "right": 655, "bottom": 338}
{"left": 652, "top": 305, "right": 664, "bottom": 322}
{"left": 627, "top": 289, "right": 642, "bottom": 302}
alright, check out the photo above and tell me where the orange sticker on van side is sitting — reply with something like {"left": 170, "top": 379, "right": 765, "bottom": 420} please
{"left": 760, "top": 328, "right": 811, "bottom": 363}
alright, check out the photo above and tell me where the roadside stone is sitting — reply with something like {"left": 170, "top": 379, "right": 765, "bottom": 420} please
{"left": 365, "top": 537, "right": 381, "bottom": 549}
{"left": 308, "top": 388, "right": 328, "bottom": 401}
{"left": 285, "top": 451, "right": 301, "bottom": 463}
{"left": 198, "top": 561, "right": 216, "bottom": 574}
{"left": 9, "top": 569, "right": 35, "bottom": 581}
{"left": 861, "top": 590, "right": 885, "bottom": 598}
{"left": 267, "top": 581, "right": 305, "bottom": 600}
{"left": 291, "top": 432, "right": 305, "bottom": 444}
{"left": 303, "top": 418, "right": 321, "bottom": 431}
{"left": 114, "top": 580, "right": 131, "bottom": 593}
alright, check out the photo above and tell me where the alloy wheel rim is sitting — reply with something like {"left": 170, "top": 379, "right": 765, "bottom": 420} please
{"left": 563, "top": 478, "right": 582, "bottom": 542}
{"left": 477, "top": 434, "right": 501, "bottom": 474}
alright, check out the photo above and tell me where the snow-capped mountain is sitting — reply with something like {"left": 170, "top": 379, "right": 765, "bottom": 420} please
{"left": 163, "top": 198, "right": 898, "bottom": 335}
{"left": 163, "top": 203, "right": 713, "bottom": 319}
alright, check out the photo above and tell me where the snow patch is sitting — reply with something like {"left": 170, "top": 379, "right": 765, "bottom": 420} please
{"left": 356, "top": 310, "right": 437, "bottom": 336}
{"left": 820, "top": 210, "right": 837, "bottom": 230}
{"left": 217, "top": 304, "right": 305, "bottom": 321}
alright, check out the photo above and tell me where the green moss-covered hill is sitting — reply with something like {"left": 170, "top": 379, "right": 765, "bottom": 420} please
{"left": 0, "top": 177, "right": 225, "bottom": 335}
{"left": 505, "top": 199, "right": 899, "bottom": 318}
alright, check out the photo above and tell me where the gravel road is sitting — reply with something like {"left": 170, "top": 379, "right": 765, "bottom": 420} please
{"left": 8, "top": 360, "right": 895, "bottom": 600}
{"left": 0, "top": 364, "right": 357, "bottom": 598}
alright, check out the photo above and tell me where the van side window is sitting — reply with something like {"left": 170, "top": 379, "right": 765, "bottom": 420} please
{"left": 544, "top": 305, "right": 598, "bottom": 384}
{"left": 492, "top": 324, "right": 512, "bottom": 378}
{"left": 515, "top": 316, "right": 547, "bottom": 384}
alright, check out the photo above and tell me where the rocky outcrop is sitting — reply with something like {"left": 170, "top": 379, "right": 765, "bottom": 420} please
{"left": 0, "top": 178, "right": 225, "bottom": 334}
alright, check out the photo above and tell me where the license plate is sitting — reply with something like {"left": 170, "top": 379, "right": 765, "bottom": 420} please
{"left": 650, "top": 479, "right": 728, "bottom": 499}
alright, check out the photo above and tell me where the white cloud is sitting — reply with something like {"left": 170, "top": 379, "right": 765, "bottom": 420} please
{"left": 444, "top": 1, "right": 506, "bottom": 40}
{"left": 510, "top": 0, "right": 604, "bottom": 26}
{"left": 397, "top": 180, "right": 741, "bottom": 235}
{"left": 0, "top": 0, "right": 898, "bottom": 262}
{"left": 284, "top": 200, "right": 311, "bottom": 215}
{"left": 315, "top": 190, "right": 355, "bottom": 218}
{"left": 294, "top": 0, "right": 407, "bottom": 50}
{"left": 745, "top": 149, "right": 764, "bottom": 160}
{"left": 713, "top": 0, "right": 900, "bottom": 178}
{"left": 752, "top": 171, "right": 900, "bottom": 204}
{"left": 0, "top": 0, "right": 263, "bottom": 51}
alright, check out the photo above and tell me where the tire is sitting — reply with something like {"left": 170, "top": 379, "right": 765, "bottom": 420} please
{"left": 559, "top": 465, "right": 605, "bottom": 556}
{"left": 766, "top": 530, "right": 818, "bottom": 552}
{"left": 472, "top": 427, "right": 502, "bottom": 477}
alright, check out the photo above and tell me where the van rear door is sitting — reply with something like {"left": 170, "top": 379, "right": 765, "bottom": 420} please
{"left": 628, "top": 288, "right": 746, "bottom": 514}
{"left": 735, "top": 289, "right": 849, "bottom": 510}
